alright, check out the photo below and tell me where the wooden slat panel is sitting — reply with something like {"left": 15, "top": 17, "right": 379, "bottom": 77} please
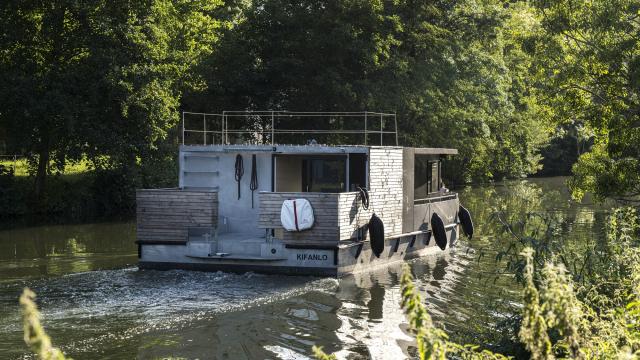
{"left": 259, "top": 192, "right": 339, "bottom": 244}
{"left": 136, "top": 189, "right": 218, "bottom": 244}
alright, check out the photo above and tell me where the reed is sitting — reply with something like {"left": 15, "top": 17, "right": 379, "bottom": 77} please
{"left": 19, "top": 288, "right": 68, "bottom": 360}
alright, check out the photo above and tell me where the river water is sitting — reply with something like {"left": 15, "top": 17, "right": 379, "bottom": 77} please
{"left": 0, "top": 177, "right": 611, "bottom": 359}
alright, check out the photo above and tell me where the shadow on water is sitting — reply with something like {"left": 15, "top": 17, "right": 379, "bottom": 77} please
{"left": 0, "top": 177, "right": 613, "bottom": 359}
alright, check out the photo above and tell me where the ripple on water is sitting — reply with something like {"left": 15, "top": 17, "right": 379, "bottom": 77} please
{"left": 0, "top": 266, "right": 339, "bottom": 356}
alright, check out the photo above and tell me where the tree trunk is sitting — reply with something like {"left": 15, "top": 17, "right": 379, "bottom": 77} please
{"left": 34, "top": 139, "right": 50, "bottom": 200}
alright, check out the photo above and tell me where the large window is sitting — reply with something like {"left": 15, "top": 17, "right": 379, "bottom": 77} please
{"left": 274, "top": 154, "right": 367, "bottom": 193}
{"left": 302, "top": 157, "right": 345, "bottom": 193}
{"left": 414, "top": 155, "right": 440, "bottom": 199}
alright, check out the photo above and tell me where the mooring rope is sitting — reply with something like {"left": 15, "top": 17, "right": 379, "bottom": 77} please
{"left": 357, "top": 186, "right": 370, "bottom": 210}
{"left": 234, "top": 154, "right": 244, "bottom": 200}
{"left": 250, "top": 154, "right": 258, "bottom": 208}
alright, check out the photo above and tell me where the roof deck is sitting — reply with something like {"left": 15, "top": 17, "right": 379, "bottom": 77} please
{"left": 180, "top": 144, "right": 457, "bottom": 155}
{"left": 182, "top": 111, "right": 398, "bottom": 146}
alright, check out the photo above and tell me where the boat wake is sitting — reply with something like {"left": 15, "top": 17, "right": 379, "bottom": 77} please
{"left": 0, "top": 267, "right": 338, "bottom": 357}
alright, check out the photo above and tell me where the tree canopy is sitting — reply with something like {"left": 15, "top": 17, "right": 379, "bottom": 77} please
{"left": 529, "top": 0, "right": 640, "bottom": 201}
{"left": 0, "top": 0, "right": 637, "bottom": 201}
{"left": 0, "top": 0, "right": 224, "bottom": 195}
{"left": 185, "top": 0, "right": 550, "bottom": 183}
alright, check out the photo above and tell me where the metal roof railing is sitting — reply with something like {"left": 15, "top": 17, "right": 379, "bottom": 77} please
{"left": 182, "top": 111, "right": 398, "bottom": 146}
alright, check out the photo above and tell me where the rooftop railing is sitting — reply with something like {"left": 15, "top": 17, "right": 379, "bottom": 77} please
{"left": 182, "top": 111, "right": 398, "bottom": 146}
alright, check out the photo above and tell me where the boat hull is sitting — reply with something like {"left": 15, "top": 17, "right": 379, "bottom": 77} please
{"left": 138, "top": 225, "right": 459, "bottom": 277}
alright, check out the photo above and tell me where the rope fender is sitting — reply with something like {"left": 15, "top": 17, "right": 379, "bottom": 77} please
{"left": 458, "top": 205, "right": 474, "bottom": 238}
{"left": 369, "top": 213, "right": 385, "bottom": 258}
{"left": 430, "top": 212, "right": 447, "bottom": 250}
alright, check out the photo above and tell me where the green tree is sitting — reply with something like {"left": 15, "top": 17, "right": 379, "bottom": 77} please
{"left": 0, "top": 1, "right": 91, "bottom": 196}
{"left": 190, "top": 0, "right": 550, "bottom": 183}
{"left": 0, "top": 0, "right": 223, "bottom": 198}
{"left": 530, "top": 0, "right": 640, "bottom": 201}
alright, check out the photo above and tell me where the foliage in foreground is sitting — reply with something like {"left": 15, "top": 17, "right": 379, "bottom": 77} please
{"left": 19, "top": 289, "right": 68, "bottom": 360}
{"left": 313, "top": 208, "right": 640, "bottom": 359}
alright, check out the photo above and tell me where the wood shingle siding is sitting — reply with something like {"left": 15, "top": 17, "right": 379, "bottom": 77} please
{"left": 136, "top": 189, "right": 218, "bottom": 243}
{"left": 365, "top": 147, "right": 404, "bottom": 237}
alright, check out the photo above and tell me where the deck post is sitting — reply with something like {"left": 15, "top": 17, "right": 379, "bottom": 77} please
{"left": 182, "top": 112, "right": 185, "bottom": 145}
{"left": 222, "top": 111, "right": 226, "bottom": 145}
{"left": 380, "top": 113, "right": 383, "bottom": 145}
{"left": 394, "top": 113, "right": 398, "bottom": 146}
{"left": 364, "top": 112, "right": 367, "bottom": 145}
{"left": 345, "top": 153, "right": 350, "bottom": 191}
{"left": 203, "top": 113, "right": 207, "bottom": 145}
{"left": 271, "top": 111, "right": 275, "bottom": 145}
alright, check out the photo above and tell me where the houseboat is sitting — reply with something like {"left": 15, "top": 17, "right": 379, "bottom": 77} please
{"left": 136, "top": 111, "right": 473, "bottom": 277}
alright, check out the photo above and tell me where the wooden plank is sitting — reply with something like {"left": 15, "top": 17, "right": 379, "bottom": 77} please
{"left": 136, "top": 188, "right": 219, "bottom": 243}
{"left": 137, "top": 215, "right": 215, "bottom": 222}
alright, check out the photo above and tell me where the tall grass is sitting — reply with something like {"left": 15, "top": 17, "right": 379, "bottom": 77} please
{"left": 19, "top": 289, "right": 68, "bottom": 360}
{"left": 0, "top": 158, "right": 92, "bottom": 177}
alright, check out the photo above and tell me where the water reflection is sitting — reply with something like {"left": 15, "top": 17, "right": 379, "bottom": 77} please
{"left": 367, "top": 283, "right": 384, "bottom": 321}
{"left": 0, "top": 222, "right": 136, "bottom": 282}
{"left": 0, "top": 177, "right": 614, "bottom": 359}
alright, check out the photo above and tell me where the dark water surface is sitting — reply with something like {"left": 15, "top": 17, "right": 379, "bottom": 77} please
{"left": 0, "top": 177, "right": 611, "bottom": 359}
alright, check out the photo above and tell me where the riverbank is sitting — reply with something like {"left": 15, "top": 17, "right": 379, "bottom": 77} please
{"left": 0, "top": 156, "right": 177, "bottom": 223}
{"left": 0, "top": 170, "right": 135, "bottom": 222}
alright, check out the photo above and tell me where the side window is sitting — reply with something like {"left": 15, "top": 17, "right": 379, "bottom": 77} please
{"left": 414, "top": 155, "right": 428, "bottom": 199}
{"left": 430, "top": 161, "right": 440, "bottom": 193}
{"left": 414, "top": 155, "right": 440, "bottom": 199}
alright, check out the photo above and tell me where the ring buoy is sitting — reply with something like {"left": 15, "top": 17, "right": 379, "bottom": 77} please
{"left": 431, "top": 212, "right": 447, "bottom": 250}
{"left": 281, "top": 199, "right": 314, "bottom": 231}
{"left": 458, "top": 205, "right": 474, "bottom": 238}
{"left": 369, "top": 213, "right": 385, "bottom": 258}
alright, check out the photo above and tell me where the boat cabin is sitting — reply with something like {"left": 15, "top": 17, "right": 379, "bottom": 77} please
{"left": 136, "top": 111, "right": 470, "bottom": 277}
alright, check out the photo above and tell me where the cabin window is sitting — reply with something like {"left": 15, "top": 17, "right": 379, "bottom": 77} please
{"left": 302, "top": 157, "right": 345, "bottom": 192}
{"left": 414, "top": 155, "right": 441, "bottom": 199}
{"left": 348, "top": 153, "right": 367, "bottom": 191}
{"left": 274, "top": 154, "right": 367, "bottom": 193}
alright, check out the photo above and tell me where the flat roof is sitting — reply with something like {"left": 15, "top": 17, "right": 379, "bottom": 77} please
{"left": 180, "top": 144, "right": 457, "bottom": 155}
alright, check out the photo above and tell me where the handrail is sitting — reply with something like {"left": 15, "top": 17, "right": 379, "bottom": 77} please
{"left": 181, "top": 110, "right": 398, "bottom": 146}
{"left": 414, "top": 192, "right": 458, "bottom": 204}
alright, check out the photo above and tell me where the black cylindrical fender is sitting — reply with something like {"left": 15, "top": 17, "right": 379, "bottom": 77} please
{"left": 431, "top": 212, "right": 447, "bottom": 250}
{"left": 369, "top": 213, "right": 385, "bottom": 258}
{"left": 459, "top": 205, "right": 474, "bottom": 238}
